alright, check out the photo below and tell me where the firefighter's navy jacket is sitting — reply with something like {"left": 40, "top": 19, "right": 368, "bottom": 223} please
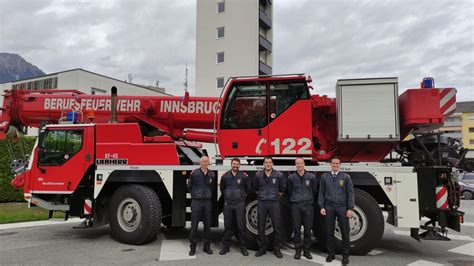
{"left": 318, "top": 172, "right": 355, "bottom": 209}
{"left": 253, "top": 169, "right": 286, "bottom": 201}
{"left": 287, "top": 170, "right": 318, "bottom": 205}
{"left": 187, "top": 168, "right": 215, "bottom": 200}
{"left": 220, "top": 170, "right": 250, "bottom": 204}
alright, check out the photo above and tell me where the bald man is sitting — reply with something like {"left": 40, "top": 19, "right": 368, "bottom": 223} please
{"left": 187, "top": 156, "right": 215, "bottom": 256}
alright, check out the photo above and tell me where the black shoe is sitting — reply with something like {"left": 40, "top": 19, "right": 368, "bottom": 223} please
{"left": 274, "top": 249, "right": 283, "bottom": 259}
{"left": 203, "top": 247, "right": 213, "bottom": 255}
{"left": 342, "top": 256, "right": 349, "bottom": 265}
{"left": 189, "top": 248, "right": 196, "bottom": 256}
{"left": 219, "top": 247, "right": 229, "bottom": 255}
{"left": 294, "top": 248, "right": 301, "bottom": 260}
{"left": 326, "top": 254, "right": 335, "bottom": 262}
{"left": 241, "top": 248, "right": 249, "bottom": 256}
{"left": 255, "top": 250, "right": 266, "bottom": 257}
{"left": 303, "top": 249, "right": 313, "bottom": 260}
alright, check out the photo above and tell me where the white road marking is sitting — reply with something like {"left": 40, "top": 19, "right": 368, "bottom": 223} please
{"left": 448, "top": 242, "right": 474, "bottom": 256}
{"left": 281, "top": 249, "right": 341, "bottom": 265}
{"left": 461, "top": 222, "right": 474, "bottom": 227}
{"left": 159, "top": 239, "right": 195, "bottom": 261}
{"left": 407, "top": 260, "right": 444, "bottom": 266}
{"left": 368, "top": 249, "right": 383, "bottom": 256}
{"left": 0, "top": 218, "right": 82, "bottom": 230}
{"left": 393, "top": 230, "right": 474, "bottom": 241}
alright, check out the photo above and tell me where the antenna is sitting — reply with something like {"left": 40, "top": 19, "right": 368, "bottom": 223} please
{"left": 183, "top": 63, "right": 188, "bottom": 93}
{"left": 182, "top": 63, "right": 189, "bottom": 105}
{"left": 128, "top": 74, "right": 133, "bottom": 83}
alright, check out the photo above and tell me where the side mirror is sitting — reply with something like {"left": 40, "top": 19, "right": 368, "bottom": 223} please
{"left": 37, "top": 127, "right": 47, "bottom": 173}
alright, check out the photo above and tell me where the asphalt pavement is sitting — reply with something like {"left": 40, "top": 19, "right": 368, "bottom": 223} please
{"left": 0, "top": 200, "right": 473, "bottom": 265}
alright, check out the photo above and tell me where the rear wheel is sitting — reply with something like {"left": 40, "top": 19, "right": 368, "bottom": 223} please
{"left": 109, "top": 184, "right": 162, "bottom": 245}
{"left": 242, "top": 194, "right": 291, "bottom": 251}
{"left": 313, "top": 188, "right": 384, "bottom": 255}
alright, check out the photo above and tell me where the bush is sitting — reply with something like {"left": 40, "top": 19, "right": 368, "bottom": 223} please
{"left": 0, "top": 137, "right": 36, "bottom": 202}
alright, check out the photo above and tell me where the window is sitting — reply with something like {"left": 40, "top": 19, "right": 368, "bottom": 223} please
{"left": 221, "top": 82, "right": 267, "bottom": 129}
{"left": 469, "top": 127, "right": 474, "bottom": 133}
{"left": 39, "top": 130, "right": 83, "bottom": 165}
{"left": 12, "top": 77, "right": 58, "bottom": 91}
{"left": 221, "top": 80, "right": 310, "bottom": 129}
{"left": 217, "top": 26, "right": 225, "bottom": 39}
{"left": 269, "top": 80, "right": 310, "bottom": 118}
{"left": 217, "top": 1, "right": 225, "bottom": 13}
{"left": 217, "top": 77, "right": 225, "bottom": 88}
{"left": 470, "top": 139, "right": 474, "bottom": 145}
{"left": 216, "top": 52, "right": 225, "bottom": 63}
{"left": 469, "top": 115, "right": 474, "bottom": 120}
{"left": 91, "top": 87, "right": 106, "bottom": 95}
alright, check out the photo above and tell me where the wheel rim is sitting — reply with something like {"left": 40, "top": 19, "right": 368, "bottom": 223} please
{"left": 463, "top": 191, "right": 472, "bottom": 199}
{"left": 117, "top": 198, "right": 142, "bottom": 232}
{"left": 334, "top": 206, "right": 368, "bottom": 242}
{"left": 246, "top": 200, "right": 274, "bottom": 236}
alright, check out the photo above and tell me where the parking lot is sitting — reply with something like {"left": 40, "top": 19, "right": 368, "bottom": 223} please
{"left": 0, "top": 200, "right": 473, "bottom": 265}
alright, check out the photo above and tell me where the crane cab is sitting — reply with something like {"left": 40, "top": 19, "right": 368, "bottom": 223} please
{"left": 217, "top": 75, "right": 313, "bottom": 159}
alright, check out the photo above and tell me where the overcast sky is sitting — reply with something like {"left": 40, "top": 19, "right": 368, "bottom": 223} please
{"left": 0, "top": 0, "right": 472, "bottom": 101}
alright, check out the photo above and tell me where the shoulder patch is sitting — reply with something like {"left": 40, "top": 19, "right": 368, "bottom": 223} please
{"left": 243, "top": 172, "right": 248, "bottom": 177}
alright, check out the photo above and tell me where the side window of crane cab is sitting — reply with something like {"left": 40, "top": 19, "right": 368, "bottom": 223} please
{"left": 269, "top": 80, "right": 309, "bottom": 118}
{"left": 222, "top": 82, "right": 267, "bottom": 129}
{"left": 39, "top": 130, "right": 83, "bottom": 165}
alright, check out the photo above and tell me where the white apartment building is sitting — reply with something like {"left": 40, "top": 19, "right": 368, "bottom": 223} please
{"left": 196, "top": 0, "right": 273, "bottom": 97}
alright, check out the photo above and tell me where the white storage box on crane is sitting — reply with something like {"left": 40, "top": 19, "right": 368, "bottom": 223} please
{"left": 336, "top": 77, "right": 400, "bottom": 142}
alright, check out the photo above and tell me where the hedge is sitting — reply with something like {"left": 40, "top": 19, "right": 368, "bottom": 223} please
{"left": 0, "top": 137, "right": 36, "bottom": 202}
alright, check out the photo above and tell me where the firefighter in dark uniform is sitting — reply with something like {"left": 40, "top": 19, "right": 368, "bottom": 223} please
{"left": 318, "top": 156, "right": 354, "bottom": 265}
{"left": 287, "top": 157, "right": 317, "bottom": 260}
{"left": 187, "top": 156, "right": 215, "bottom": 256}
{"left": 219, "top": 158, "right": 250, "bottom": 256}
{"left": 253, "top": 156, "right": 286, "bottom": 258}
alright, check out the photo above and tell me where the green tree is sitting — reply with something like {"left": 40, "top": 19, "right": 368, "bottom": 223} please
{"left": 0, "top": 137, "right": 36, "bottom": 202}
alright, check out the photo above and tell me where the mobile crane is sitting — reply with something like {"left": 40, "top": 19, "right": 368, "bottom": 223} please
{"left": 0, "top": 74, "right": 467, "bottom": 255}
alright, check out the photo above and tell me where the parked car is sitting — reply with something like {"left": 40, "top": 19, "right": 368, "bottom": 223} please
{"left": 458, "top": 172, "right": 474, "bottom": 200}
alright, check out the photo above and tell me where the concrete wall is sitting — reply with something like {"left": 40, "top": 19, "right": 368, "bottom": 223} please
{"left": 196, "top": 0, "right": 262, "bottom": 97}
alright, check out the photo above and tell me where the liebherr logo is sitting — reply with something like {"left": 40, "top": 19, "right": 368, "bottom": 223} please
{"left": 160, "top": 100, "right": 219, "bottom": 114}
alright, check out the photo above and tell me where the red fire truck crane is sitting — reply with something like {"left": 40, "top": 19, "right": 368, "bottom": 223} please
{"left": 0, "top": 75, "right": 468, "bottom": 255}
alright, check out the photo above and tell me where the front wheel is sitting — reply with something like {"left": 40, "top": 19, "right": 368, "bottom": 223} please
{"left": 109, "top": 184, "right": 162, "bottom": 245}
{"left": 313, "top": 188, "right": 384, "bottom": 255}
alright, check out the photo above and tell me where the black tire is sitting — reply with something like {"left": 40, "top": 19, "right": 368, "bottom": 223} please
{"left": 239, "top": 194, "right": 291, "bottom": 251}
{"left": 313, "top": 188, "right": 384, "bottom": 255}
{"left": 462, "top": 190, "right": 473, "bottom": 200}
{"left": 109, "top": 184, "right": 162, "bottom": 245}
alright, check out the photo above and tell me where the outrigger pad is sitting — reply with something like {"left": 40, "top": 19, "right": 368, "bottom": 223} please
{"left": 419, "top": 229, "right": 450, "bottom": 241}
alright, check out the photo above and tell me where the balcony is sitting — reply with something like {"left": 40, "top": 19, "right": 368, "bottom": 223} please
{"left": 259, "top": 60, "right": 272, "bottom": 75}
{"left": 259, "top": 35, "right": 272, "bottom": 52}
{"left": 259, "top": 9, "right": 272, "bottom": 29}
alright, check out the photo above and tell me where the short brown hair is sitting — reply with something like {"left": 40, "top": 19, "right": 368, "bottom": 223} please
{"left": 231, "top": 158, "right": 241, "bottom": 164}
{"left": 263, "top": 156, "right": 273, "bottom": 163}
{"left": 331, "top": 156, "right": 340, "bottom": 162}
